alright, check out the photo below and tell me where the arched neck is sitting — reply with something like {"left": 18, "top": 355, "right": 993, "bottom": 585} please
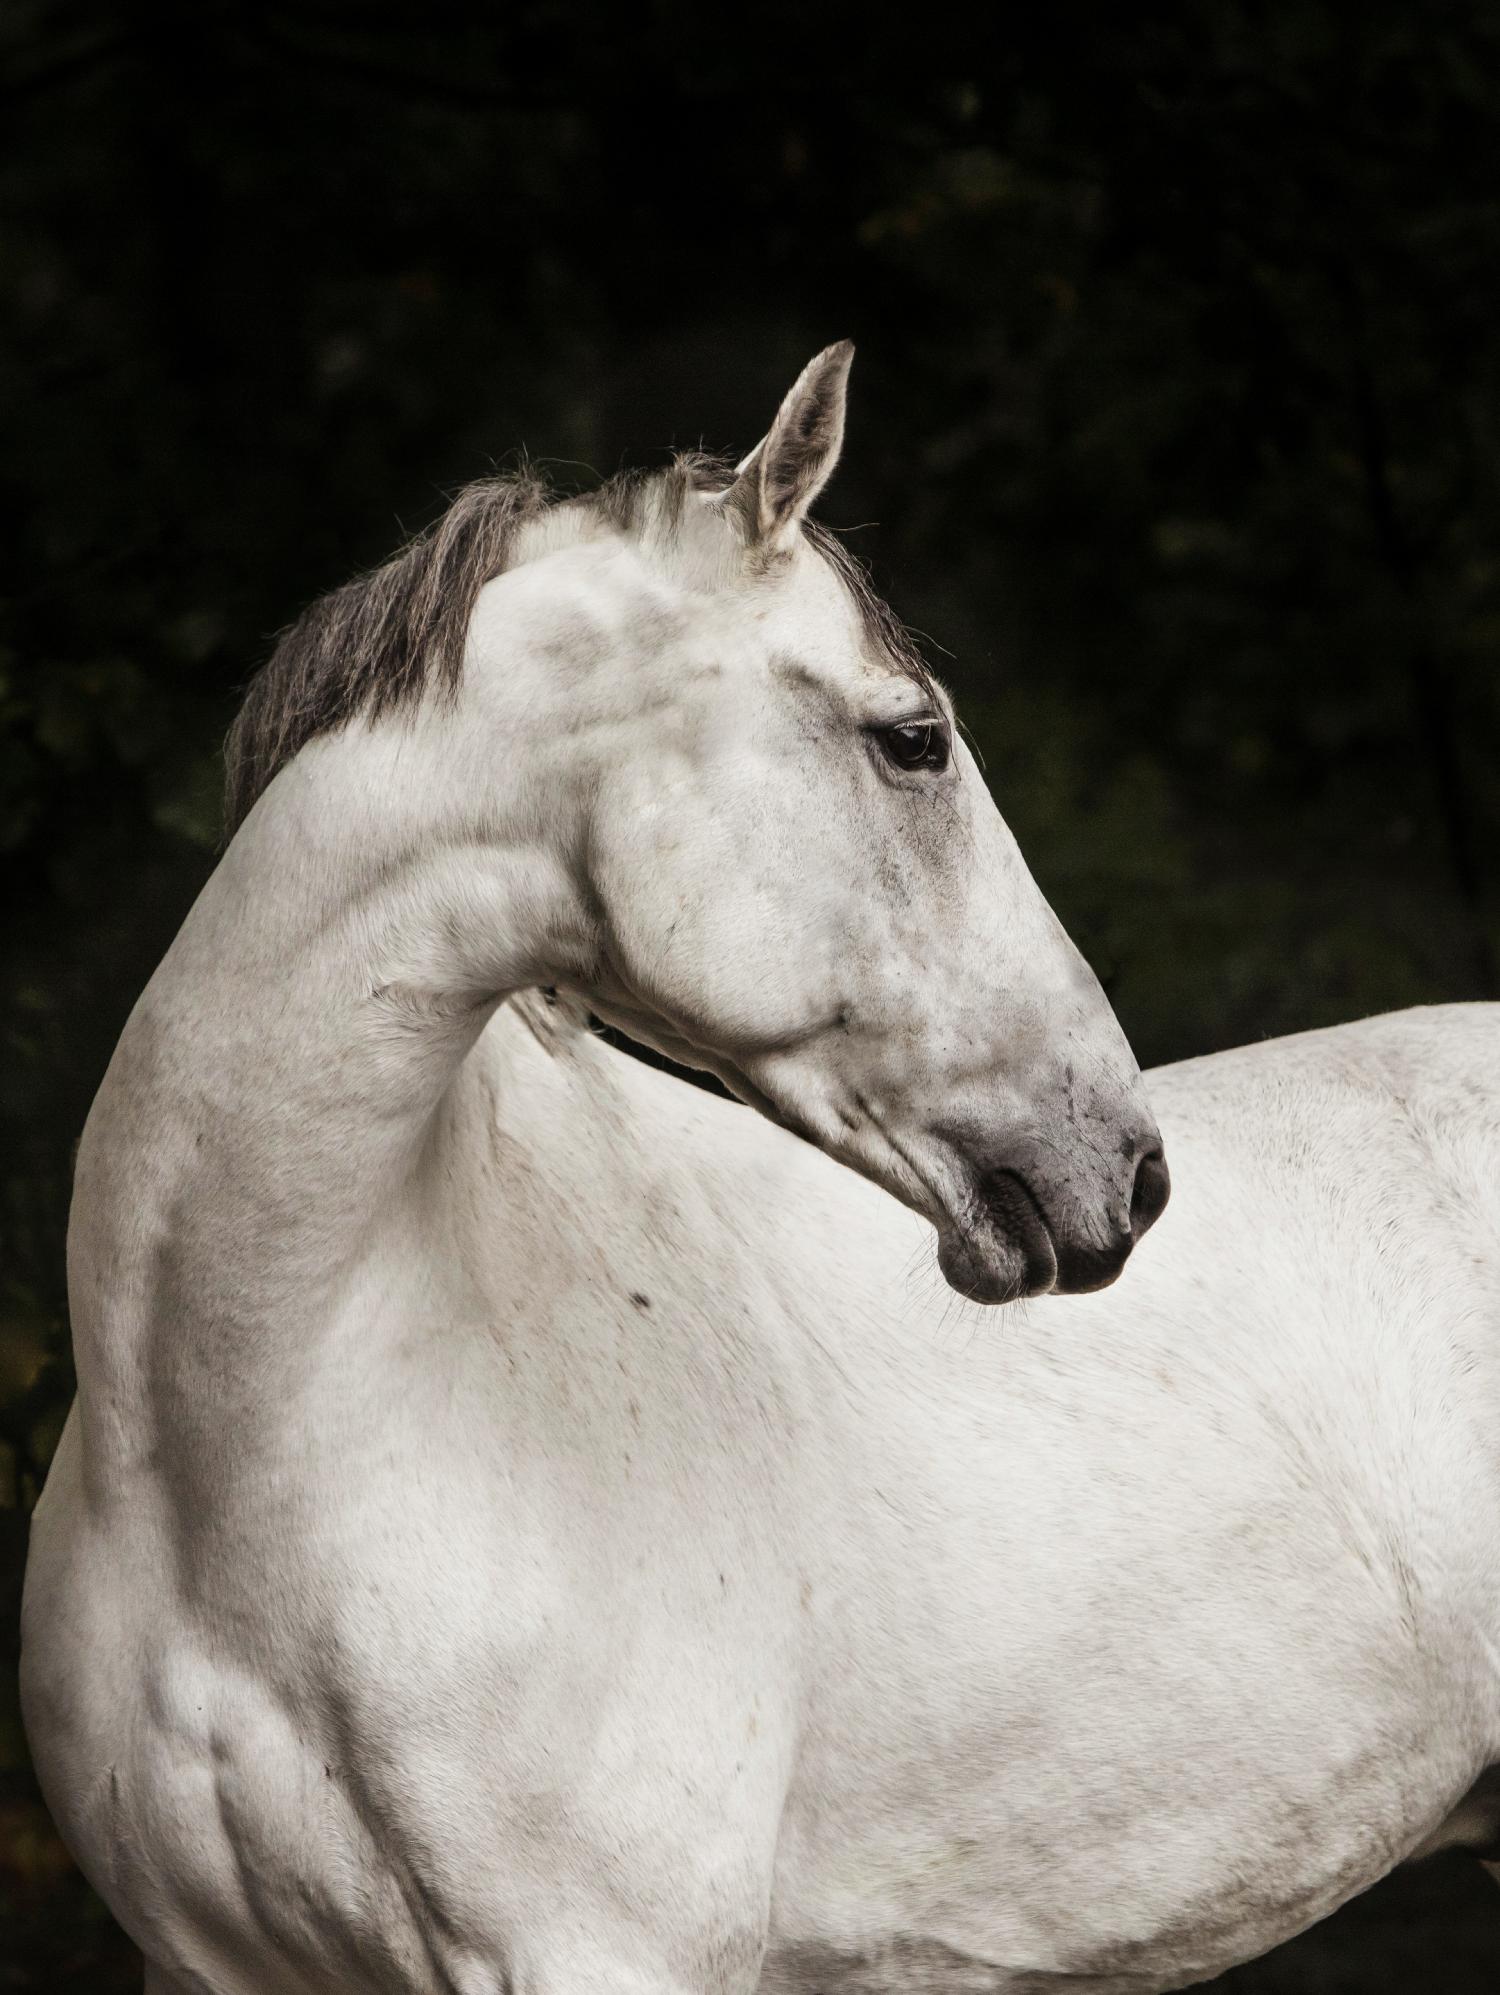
{"left": 69, "top": 713, "right": 596, "bottom": 1378}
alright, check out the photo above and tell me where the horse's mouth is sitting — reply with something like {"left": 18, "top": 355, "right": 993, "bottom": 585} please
{"left": 732, "top": 1067, "right": 1068, "bottom": 1308}
{"left": 937, "top": 1167, "right": 1059, "bottom": 1305}
{"left": 578, "top": 1001, "right": 1139, "bottom": 1310}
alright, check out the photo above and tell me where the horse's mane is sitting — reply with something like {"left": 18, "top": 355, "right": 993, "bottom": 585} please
{"left": 223, "top": 454, "right": 930, "bottom": 836}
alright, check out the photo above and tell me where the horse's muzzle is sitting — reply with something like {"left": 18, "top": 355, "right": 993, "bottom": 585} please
{"left": 939, "top": 1137, "right": 1170, "bottom": 1306}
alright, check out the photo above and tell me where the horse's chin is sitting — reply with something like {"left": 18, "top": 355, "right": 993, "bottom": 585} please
{"left": 936, "top": 1208, "right": 1058, "bottom": 1306}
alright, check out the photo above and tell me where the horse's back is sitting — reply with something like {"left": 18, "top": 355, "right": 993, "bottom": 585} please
{"left": 1146, "top": 1001, "right": 1500, "bottom": 1296}
{"left": 1149, "top": 1000, "right": 1500, "bottom": 1135}
{"left": 1139, "top": 1001, "right": 1500, "bottom": 1436}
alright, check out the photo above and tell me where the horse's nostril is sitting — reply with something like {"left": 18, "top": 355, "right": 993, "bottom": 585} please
{"left": 1130, "top": 1148, "right": 1171, "bottom": 1237}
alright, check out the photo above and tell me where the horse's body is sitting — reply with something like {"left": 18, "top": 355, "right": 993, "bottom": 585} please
{"left": 21, "top": 350, "right": 1500, "bottom": 1990}
{"left": 26, "top": 992, "right": 1500, "bottom": 1992}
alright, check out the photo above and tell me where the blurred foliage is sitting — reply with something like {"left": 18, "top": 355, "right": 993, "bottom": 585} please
{"left": 3, "top": 0, "right": 1500, "bottom": 1986}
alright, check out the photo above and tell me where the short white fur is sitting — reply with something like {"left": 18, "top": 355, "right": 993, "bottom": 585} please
{"left": 21, "top": 355, "right": 1500, "bottom": 1993}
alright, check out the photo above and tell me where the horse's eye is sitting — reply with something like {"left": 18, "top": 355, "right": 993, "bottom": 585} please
{"left": 878, "top": 720, "right": 949, "bottom": 773}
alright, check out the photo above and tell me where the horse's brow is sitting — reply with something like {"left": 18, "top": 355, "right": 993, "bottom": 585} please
{"left": 770, "top": 649, "right": 920, "bottom": 697}
{"left": 770, "top": 652, "right": 826, "bottom": 692}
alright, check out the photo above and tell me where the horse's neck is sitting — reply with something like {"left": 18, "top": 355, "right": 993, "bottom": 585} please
{"left": 67, "top": 714, "right": 592, "bottom": 1421}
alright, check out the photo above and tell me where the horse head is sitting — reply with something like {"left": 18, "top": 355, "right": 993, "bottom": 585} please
{"left": 569, "top": 345, "right": 1168, "bottom": 1301}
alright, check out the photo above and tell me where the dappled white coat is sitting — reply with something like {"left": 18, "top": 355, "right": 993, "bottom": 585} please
{"left": 24, "top": 989, "right": 1500, "bottom": 1993}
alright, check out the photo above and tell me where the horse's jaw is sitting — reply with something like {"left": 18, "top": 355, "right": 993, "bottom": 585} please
{"left": 580, "top": 993, "right": 1163, "bottom": 1308}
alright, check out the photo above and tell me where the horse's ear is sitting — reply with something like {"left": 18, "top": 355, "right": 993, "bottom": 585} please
{"left": 726, "top": 341, "right": 854, "bottom": 553}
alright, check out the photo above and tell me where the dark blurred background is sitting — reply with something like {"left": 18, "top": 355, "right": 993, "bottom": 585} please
{"left": 3, "top": 2, "right": 1499, "bottom": 1986}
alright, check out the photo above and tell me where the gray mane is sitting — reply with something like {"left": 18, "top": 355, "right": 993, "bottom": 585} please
{"left": 224, "top": 455, "right": 930, "bottom": 835}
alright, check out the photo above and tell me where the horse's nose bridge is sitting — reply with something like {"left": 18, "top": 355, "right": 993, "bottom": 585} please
{"left": 918, "top": 968, "right": 1147, "bottom": 1162}
{"left": 998, "top": 982, "right": 1145, "bottom": 1139}
{"left": 993, "top": 1023, "right": 1164, "bottom": 1222}
{"left": 976, "top": 880, "right": 1137, "bottom": 1074}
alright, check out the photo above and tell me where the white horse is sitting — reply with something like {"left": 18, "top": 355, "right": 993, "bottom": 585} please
{"left": 21, "top": 347, "right": 1500, "bottom": 1994}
